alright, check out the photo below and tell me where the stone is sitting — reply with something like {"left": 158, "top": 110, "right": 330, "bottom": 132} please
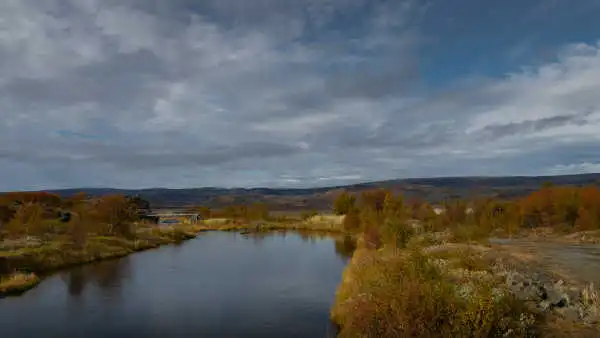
{"left": 538, "top": 300, "right": 552, "bottom": 312}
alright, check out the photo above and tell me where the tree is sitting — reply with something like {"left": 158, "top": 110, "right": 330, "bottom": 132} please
{"left": 69, "top": 210, "right": 88, "bottom": 249}
{"left": 3, "top": 203, "right": 45, "bottom": 237}
{"left": 127, "top": 195, "right": 150, "bottom": 210}
{"left": 0, "top": 205, "right": 15, "bottom": 229}
{"left": 342, "top": 208, "right": 361, "bottom": 232}
{"left": 64, "top": 192, "right": 87, "bottom": 208}
{"left": 3, "top": 191, "right": 62, "bottom": 207}
{"left": 383, "top": 192, "right": 405, "bottom": 219}
{"left": 89, "top": 195, "right": 138, "bottom": 238}
{"left": 381, "top": 215, "right": 413, "bottom": 248}
{"left": 359, "top": 189, "right": 388, "bottom": 212}
{"left": 333, "top": 191, "right": 356, "bottom": 215}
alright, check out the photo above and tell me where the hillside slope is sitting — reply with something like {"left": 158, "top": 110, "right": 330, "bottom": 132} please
{"left": 25, "top": 173, "right": 600, "bottom": 210}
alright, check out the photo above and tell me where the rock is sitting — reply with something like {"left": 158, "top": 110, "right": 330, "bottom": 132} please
{"left": 538, "top": 300, "right": 552, "bottom": 312}
{"left": 547, "top": 288, "right": 567, "bottom": 306}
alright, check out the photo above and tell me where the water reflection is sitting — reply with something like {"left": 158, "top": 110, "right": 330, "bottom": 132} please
{"left": 334, "top": 236, "right": 357, "bottom": 260}
{"left": 65, "top": 268, "right": 86, "bottom": 297}
{"left": 59, "top": 257, "right": 131, "bottom": 299}
{"left": 0, "top": 232, "right": 347, "bottom": 338}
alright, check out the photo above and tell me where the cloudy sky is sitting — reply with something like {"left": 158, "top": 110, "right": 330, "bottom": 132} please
{"left": 1, "top": 0, "right": 600, "bottom": 190}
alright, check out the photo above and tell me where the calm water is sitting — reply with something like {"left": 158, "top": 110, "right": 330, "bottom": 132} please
{"left": 0, "top": 232, "right": 354, "bottom": 338}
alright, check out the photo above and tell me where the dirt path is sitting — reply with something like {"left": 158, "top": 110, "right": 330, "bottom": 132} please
{"left": 489, "top": 238, "right": 600, "bottom": 287}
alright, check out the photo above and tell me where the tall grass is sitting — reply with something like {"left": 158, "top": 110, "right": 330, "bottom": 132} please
{"left": 332, "top": 247, "right": 538, "bottom": 337}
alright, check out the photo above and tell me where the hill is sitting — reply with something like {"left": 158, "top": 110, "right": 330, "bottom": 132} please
{"left": 29, "top": 173, "right": 600, "bottom": 211}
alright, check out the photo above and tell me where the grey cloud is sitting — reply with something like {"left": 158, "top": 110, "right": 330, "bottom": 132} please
{"left": 2, "top": 50, "right": 165, "bottom": 108}
{"left": 0, "top": 0, "right": 599, "bottom": 190}
{"left": 476, "top": 113, "right": 591, "bottom": 139}
{"left": 1, "top": 138, "right": 305, "bottom": 170}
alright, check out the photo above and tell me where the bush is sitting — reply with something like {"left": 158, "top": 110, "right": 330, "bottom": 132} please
{"left": 380, "top": 216, "right": 413, "bottom": 248}
{"left": 342, "top": 209, "right": 361, "bottom": 232}
{"left": 334, "top": 191, "right": 356, "bottom": 215}
{"left": 333, "top": 249, "right": 537, "bottom": 338}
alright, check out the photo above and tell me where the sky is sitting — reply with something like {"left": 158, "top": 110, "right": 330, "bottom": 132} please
{"left": 1, "top": 0, "right": 600, "bottom": 190}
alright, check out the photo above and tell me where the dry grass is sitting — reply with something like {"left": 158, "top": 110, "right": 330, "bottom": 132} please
{"left": 0, "top": 272, "right": 40, "bottom": 296}
{"left": 0, "top": 224, "right": 200, "bottom": 275}
{"left": 332, "top": 243, "right": 539, "bottom": 337}
{"left": 197, "top": 215, "right": 346, "bottom": 233}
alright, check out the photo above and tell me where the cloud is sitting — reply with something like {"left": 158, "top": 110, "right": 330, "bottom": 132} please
{"left": 0, "top": 0, "right": 599, "bottom": 190}
{"left": 547, "top": 162, "right": 600, "bottom": 175}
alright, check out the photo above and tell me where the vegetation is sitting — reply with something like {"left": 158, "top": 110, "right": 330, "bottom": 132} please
{"left": 330, "top": 183, "right": 600, "bottom": 337}
{"left": 0, "top": 191, "right": 201, "bottom": 296}
{"left": 0, "top": 272, "right": 40, "bottom": 296}
{"left": 3, "top": 181, "right": 600, "bottom": 335}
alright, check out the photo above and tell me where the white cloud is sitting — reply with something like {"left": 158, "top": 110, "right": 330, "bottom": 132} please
{"left": 0, "top": 0, "right": 599, "bottom": 190}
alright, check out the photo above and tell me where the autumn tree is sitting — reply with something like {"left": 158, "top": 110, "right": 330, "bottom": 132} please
{"left": 359, "top": 189, "right": 388, "bottom": 212}
{"left": 63, "top": 192, "right": 87, "bottom": 208}
{"left": 69, "top": 208, "right": 88, "bottom": 249}
{"left": 0, "top": 205, "right": 15, "bottom": 229}
{"left": 89, "top": 195, "right": 138, "bottom": 238}
{"left": 575, "top": 186, "right": 600, "bottom": 230}
{"left": 3, "top": 203, "right": 45, "bottom": 237}
{"left": 342, "top": 207, "right": 361, "bottom": 232}
{"left": 333, "top": 191, "right": 356, "bottom": 215}
{"left": 2, "top": 191, "right": 62, "bottom": 207}
{"left": 383, "top": 192, "right": 405, "bottom": 219}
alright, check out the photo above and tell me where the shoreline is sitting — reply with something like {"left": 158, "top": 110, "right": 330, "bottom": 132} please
{"left": 0, "top": 225, "right": 201, "bottom": 297}
{"left": 330, "top": 231, "right": 600, "bottom": 337}
{"left": 0, "top": 272, "right": 41, "bottom": 297}
{"left": 0, "top": 221, "right": 346, "bottom": 298}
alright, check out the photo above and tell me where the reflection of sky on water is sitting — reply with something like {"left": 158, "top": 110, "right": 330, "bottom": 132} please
{"left": 0, "top": 232, "right": 346, "bottom": 338}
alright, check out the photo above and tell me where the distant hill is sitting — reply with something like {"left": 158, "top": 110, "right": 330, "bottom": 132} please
{"left": 31, "top": 173, "right": 600, "bottom": 211}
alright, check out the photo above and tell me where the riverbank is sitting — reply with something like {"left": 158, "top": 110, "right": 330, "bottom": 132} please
{"left": 0, "top": 216, "right": 346, "bottom": 297}
{"left": 0, "top": 272, "right": 40, "bottom": 296}
{"left": 0, "top": 225, "right": 202, "bottom": 297}
{"left": 197, "top": 214, "right": 346, "bottom": 234}
{"left": 331, "top": 230, "right": 600, "bottom": 337}
{"left": 331, "top": 236, "right": 539, "bottom": 337}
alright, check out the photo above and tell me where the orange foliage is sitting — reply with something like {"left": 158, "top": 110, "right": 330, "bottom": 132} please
{"left": 0, "top": 191, "right": 62, "bottom": 207}
{"left": 87, "top": 194, "right": 138, "bottom": 237}
{"left": 359, "top": 189, "right": 388, "bottom": 212}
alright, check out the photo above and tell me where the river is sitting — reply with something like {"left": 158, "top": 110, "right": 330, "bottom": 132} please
{"left": 0, "top": 231, "right": 354, "bottom": 338}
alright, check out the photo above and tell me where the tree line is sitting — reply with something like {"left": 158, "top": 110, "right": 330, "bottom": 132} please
{"left": 333, "top": 183, "right": 600, "bottom": 247}
{"left": 0, "top": 192, "right": 148, "bottom": 248}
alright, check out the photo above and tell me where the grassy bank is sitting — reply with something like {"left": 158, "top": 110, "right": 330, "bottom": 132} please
{"left": 0, "top": 272, "right": 40, "bottom": 296}
{"left": 0, "top": 225, "right": 202, "bottom": 296}
{"left": 198, "top": 214, "right": 346, "bottom": 233}
{"left": 331, "top": 238, "right": 540, "bottom": 337}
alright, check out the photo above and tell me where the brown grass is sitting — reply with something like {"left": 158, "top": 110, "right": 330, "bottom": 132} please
{"left": 0, "top": 272, "right": 40, "bottom": 296}
{"left": 332, "top": 243, "right": 539, "bottom": 337}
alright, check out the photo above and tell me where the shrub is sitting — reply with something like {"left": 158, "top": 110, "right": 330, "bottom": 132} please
{"left": 333, "top": 249, "right": 537, "bottom": 338}
{"left": 342, "top": 208, "right": 361, "bottom": 232}
{"left": 380, "top": 216, "right": 413, "bottom": 248}
{"left": 334, "top": 191, "right": 356, "bottom": 215}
